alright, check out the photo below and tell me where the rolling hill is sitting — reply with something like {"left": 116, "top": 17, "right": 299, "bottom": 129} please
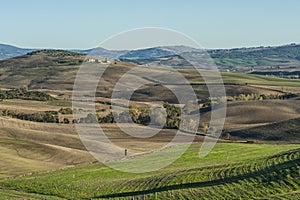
{"left": 0, "top": 45, "right": 300, "bottom": 199}
{"left": 1, "top": 43, "right": 300, "bottom": 73}
{"left": 0, "top": 142, "right": 299, "bottom": 199}
{"left": 74, "top": 47, "right": 128, "bottom": 59}
{"left": 228, "top": 117, "right": 300, "bottom": 142}
{"left": 0, "top": 44, "right": 35, "bottom": 60}
{"left": 0, "top": 49, "right": 299, "bottom": 96}
{"left": 119, "top": 44, "right": 300, "bottom": 73}
{"left": 0, "top": 49, "right": 85, "bottom": 89}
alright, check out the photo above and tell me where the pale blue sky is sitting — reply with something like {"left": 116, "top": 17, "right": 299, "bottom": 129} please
{"left": 1, "top": 0, "right": 300, "bottom": 49}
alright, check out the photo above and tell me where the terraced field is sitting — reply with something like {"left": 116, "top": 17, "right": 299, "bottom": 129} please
{"left": 0, "top": 143, "right": 299, "bottom": 199}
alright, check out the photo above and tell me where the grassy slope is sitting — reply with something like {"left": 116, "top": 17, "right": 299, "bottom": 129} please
{"left": 198, "top": 99, "right": 300, "bottom": 132}
{"left": 0, "top": 189, "right": 63, "bottom": 200}
{"left": 0, "top": 117, "right": 95, "bottom": 179}
{"left": 0, "top": 138, "right": 66, "bottom": 179}
{"left": 0, "top": 51, "right": 84, "bottom": 90}
{"left": 0, "top": 143, "right": 299, "bottom": 199}
{"left": 0, "top": 117, "right": 199, "bottom": 178}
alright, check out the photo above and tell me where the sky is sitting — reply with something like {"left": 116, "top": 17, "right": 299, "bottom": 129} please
{"left": 1, "top": 0, "right": 300, "bottom": 49}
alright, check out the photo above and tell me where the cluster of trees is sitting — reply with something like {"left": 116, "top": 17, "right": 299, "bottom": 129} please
{"left": 118, "top": 108, "right": 151, "bottom": 125}
{"left": 75, "top": 103, "right": 182, "bottom": 129}
{"left": 0, "top": 88, "right": 55, "bottom": 101}
{"left": 1, "top": 103, "right": 209, "bottom": 134}
{"left": 27, "top": 50, "right": 85, "bottom": 66}
{"left": 226, "top": 93, "right": 298, "bottom": 102}
{"left": 163, "top": 103, "right": 181, "bottom": 129}
{"left": 98, "top": 112, "right": 114, "bottom": 123}
{"left": 1, "top": 109, "right": 59, "bottom": 123}
{"left": 197, "top": 92, "right": 298, "bottom": 111}
{"left": 58, "top": 107, "right": 73, "bottom": 114}
{"left": 28, "top": 49, "right": 84, "bottom": 57}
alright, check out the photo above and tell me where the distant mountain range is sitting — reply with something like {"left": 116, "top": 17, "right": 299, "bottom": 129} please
{"left": 0, "top": 44, "right": 35, "bottom": 60}
{"left": 0, "top": 44, "right": 201, "bottom": 60}
{"left": 2, "top": 43, "right": 300, "bottom": 61}
{"left": 73, "top": 47, "right": 128, "bottom": 59}
{"left": 118, "top": 45, "right": 199, "bottom": 60}
{"left": 1, "top": 43, "right": 300, "bottom": 72}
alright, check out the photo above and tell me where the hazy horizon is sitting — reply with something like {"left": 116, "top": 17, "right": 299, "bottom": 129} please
{"left": 1, "top": 41, "right": 299, "bottom": 51}
{"left": 1, "top": 0, "right": 300, "bottom": 49}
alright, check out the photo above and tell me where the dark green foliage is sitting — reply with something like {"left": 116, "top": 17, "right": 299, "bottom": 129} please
{"left": 97, "top": 104, "right": 181, "bottom": 129}
{"left": 27, "top": 49, "right": 85, "bottom": 57}
{"left": 0, "top": 88, "right": 55, "bottom": 101}
{"left": 129, "top": 108, "right": 151, "bottom": 125}
{"left": 42, "top": 111, "right": 59, "bottom": 123}
{"left": 26, "top": 50, "right": 85, "bottom": 66}
{"left": 56, "top": 60, "right": 83, "bottom": 66}
{"left": 128, "top": 108, "right": 140, "bottom": 123}
{"left": 0, "top": 92, "right": 7, "bottom": 99}
{"left": 226, "top": 92, "right": 298, "bottom": 101}
{"left": 2, "top": 110, "right": 59, "bottom": 123}
{"left": 163, "top": 103, "right": 181, "bottom": 129}
{"left": 63, "top": 118, "right": 70, "bottom": 124}
{"left": 58, "top": 107, "right": 73, "bottom": 114}
{"left": 98, "top": 112, "right": 115, "bottom": 123}
{"left": 137, "top": 111, "right": 151, "bottom": 125}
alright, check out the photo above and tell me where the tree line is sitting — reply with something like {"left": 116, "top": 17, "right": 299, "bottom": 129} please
{"left": 74, "top": 103, "right": 182, "bottom": 129}
{"left": 0, "top": 103, "right": 210, "bottom": 134}
{"left": 226, "top": 93, "right": 298, "bottom": 101}
{"left": 0, "top": 88, "right": 55, "bottom": 101}
{"left": 1, "top": 109, "right": 59, "bottom": 123}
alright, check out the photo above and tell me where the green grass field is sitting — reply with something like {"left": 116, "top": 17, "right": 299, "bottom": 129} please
{"left": 0, "top": 189, "right": 63, "bottom": 200}
{"left": 1, "top": 143, "right": 299, "bottom": 199}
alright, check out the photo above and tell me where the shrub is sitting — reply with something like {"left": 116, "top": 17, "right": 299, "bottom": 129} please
{"left": 63, "top": 118, "right": 70, "bottom": 124}
{"left": 98, "top": 112, "right": 115, "bottom": 123}
{"left": 0, "top": 88, "right": 55, "bottom": 101}
{"left": 58, "top": 108, "right": 73, "bottom": 114}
